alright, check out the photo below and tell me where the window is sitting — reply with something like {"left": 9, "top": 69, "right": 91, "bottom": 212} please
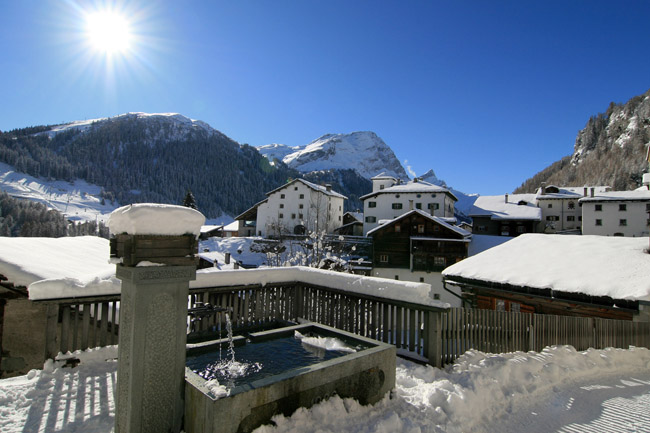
{"left": 339, "top": 205, "right": 342, "bottom": 211}
{"left": 279, "top": 203, "right": 284, "bottom": 208}
{"left": 619, "top": 204, "right": 627, "bottom": 211}
{"left": 368, "top": 201, "right": 376, "bottom": 208}
{"left": 298, "top": 213, "right": 303, "bottom": 219}
{"left": 595, "top": 219, "right": 602, "bottom": 226}
{"left": 338, "top": 215, "right": 341, "bottom": 221}
{"left": 415, "top": 203, "right": 422, "bottom": 209}
{"left": 578, "top": 216, "right": 582, "bottom": 221}
{"left": 568, "top": 201, "right": 575, "bottom": 209}
{"left": 291, "top": 213, "right": 296, "bottom": 219}
{"left": 294, "top": 187, "right": 298, "bottom": 191}
{"left": 516, "top": 226, "right": 526, "bottom": 233}
{"left": 379, "top": 254, "right": 388, "bottom": 263}
{"left": 299, "top": 194, "right": 304, "bottom": 199}
{"left": 434, "top": 257, "right": 445, "bottom": 267}
{"left": 567, "top": 215, "right": 575, "bottom": 221}
{"left": 620, "top": 219, "right": 627, "bottom": 226}
{"left": 380, "top": 185, "right": 385, "bottom": 190}
{"left": 365, "top": 216, "right": 376, "bottom": 223}
{"left": 299, "top": 204, "right": 304, "bottom": 209}
{"left": 595, "top": 204, "right": 602, "bottom": 211}
{"left": 428, "top": 203, "right": 439, "bottom": 210}
{"left": 395, "top": 194, "right": 400, "bottom": 198}
{"left": 394, "top": 275, "right": 399, "bottom": 280}
{"left": 431, "top": 194, "right": 437, "bottom": 198}
{"left": 477, "top": 225, "right": 487, "bottom": 232}
{"left": 279, "top": 213, "right": 284, "bottom": 219}
{"left": 416, "top": 194, "right": 422, "bottom": 198}
{"left": 394, "top": 225, "right": 401, "bottom": 233}
{"left": 280, "top": 194, "right": 285, "bottom": 199}
{"left": 546, "top": 216, "right": 559, "bottom": 221}
{"left": 392, "top": 203, "right": 403, "bottom": 210}
{"left": 418, "top": 224, "right": 425, "bottom": 233}
{"left": 548, "top": 203, "right": 553, "bottom": 208}
{"left": 419, "top": 277, "right": 424, "bottom": 282}
{"left": 433, "top": 293, "right": 441, "bottom": 300}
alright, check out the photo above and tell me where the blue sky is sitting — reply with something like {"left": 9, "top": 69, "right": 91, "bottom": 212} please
{"left": 1, "top": 1, "right": 649, "bottom": 195}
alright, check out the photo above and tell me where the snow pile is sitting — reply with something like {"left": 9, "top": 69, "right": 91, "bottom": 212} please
{"left": 108, "top": 203, "right": 205, "bottom": 237}
{"left": 294, "top": 331, "right": 357, "bottom": 353}
{"left": 443, "top": 234, "right": 650, "bottom": 301}
{"left": 1, "top": 345, "right": 649, "bottom": 432}
{"left": 258, "top": 346, "right": 650, "bottom": 433}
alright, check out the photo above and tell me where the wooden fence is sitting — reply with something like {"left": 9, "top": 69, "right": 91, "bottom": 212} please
{"left": 439, "top": 308, "right": 650, "bottom": 365}
{"left": 37, "top": 285, "right": 650, "bottom": 368}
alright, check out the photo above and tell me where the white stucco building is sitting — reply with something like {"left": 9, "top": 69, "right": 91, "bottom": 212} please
{"left": 580, "top": 190, "right": 650, "bottom": 237}
{"left": 236, "top": 179, "right": 346, "bottom": 238}
{"left": 360, "top": 174, "right": 457, "bottom": 235}
{"left": 535, "top": 184, "right": 611, "bottom": 233}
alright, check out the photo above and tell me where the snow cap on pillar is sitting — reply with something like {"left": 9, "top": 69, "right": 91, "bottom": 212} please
{"left": 108, "top": 203, "right": 205, "bottom": 237}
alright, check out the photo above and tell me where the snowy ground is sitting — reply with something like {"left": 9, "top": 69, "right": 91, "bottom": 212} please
{"left": 2, "top": 345, "right": 649, "bottom": 433}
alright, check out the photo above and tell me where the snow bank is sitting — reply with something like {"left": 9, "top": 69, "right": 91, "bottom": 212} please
{"left": 108, "top": 203, "right": 205, "bottom": 237}
{"left": 258, "top": 346, "right": 650, "bottom": 433}
{"left": 193, "top": 266, "right": 448, "bottom": 309}
{"left": 444, "top": 234, "right": 650, "bottom": 301}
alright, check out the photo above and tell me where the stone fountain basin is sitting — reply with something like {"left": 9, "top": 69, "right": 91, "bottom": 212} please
{"left": 184, "top": 322, "right": 396, "bottom": 433}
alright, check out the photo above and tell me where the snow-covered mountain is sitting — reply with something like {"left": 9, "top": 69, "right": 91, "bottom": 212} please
{"left": 419, "top": 169, "right": 478, "bottom": 220}
{"left": 258, "top": 132, "right": 409, "bottom": 180}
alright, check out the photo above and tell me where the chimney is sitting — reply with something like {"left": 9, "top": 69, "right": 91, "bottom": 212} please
{"left": 325, "top": 184, "right": 332, "bottom": 192}
{"left": 505, "top": 193, "right": 509, "bottom": 203}
{"left": 540, "top": 182, "right": 546, "bottom": 195}
{"left": 409, "top": 200, "right": 414, "bottom": 210}
{"left": 413, "top": 177, "right": 419, "bottom": 183}
{"left": 590, "top": 187, "right": 595, "bottom": 197}
{"left": 225, "top": 252, "right": 231, "bottom": 264}
{"left": 584, "top": 187, "right": 588, "bottom": 197}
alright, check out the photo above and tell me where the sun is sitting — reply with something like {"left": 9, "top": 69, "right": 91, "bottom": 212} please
{"left": 85, "top": 10, "right": 132, "bottom": 54}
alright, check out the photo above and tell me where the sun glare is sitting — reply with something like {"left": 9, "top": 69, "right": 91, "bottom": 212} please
{"left": 85, "top": 11, "right": 131, "bottom": 54}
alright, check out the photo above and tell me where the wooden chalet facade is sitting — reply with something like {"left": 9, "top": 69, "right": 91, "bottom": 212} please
{"left": 367, "top": 210, "right": 470, "bottom": 272}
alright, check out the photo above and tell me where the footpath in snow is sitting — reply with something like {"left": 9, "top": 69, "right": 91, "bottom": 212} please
{"left": 1, "top": 345, "right": 649, "bottom": 433}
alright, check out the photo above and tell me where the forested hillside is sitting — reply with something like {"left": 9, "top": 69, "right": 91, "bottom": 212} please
{"left": 0, "top": 114, "right": 298, "bottom": 218}
{"left": 516, "top": 89, "right": 650, "bottom": 193}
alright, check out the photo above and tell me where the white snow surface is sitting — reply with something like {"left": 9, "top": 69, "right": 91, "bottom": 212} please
{"left": 0, "top": 161, "right": 119, "bottom": 223}
{"left": 443, "top": 233, "right": 650, "bottom": 301}
{"left": 469, "top": 193, "right": 541, "bottom": 220}
{"left": 579, "top": 189, "right": 650, "bottom": 202}
{"left": 2, "top": 345, "right": 650, "bottom": 433}
{"left": 107, "top": 203, "right": 205, "bottom": 237}
{"left": 0, "top": 236, "right": 114, "bottom": 289}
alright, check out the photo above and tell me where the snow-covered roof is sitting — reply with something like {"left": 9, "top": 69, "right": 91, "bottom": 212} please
{"left": 443, "top": 234, "right": 650, "bottom": 301}
{"left": 344, "top": 211, "right": 363, "bottom": 222}
{"left": 108, "top": 203, "right": 205, "bottom": 237}
{"left": 200, "top": 225, "right": 223, "bottom": 233}
{"left": 360, "top": 179, "right": 457, "bottom": 201}
{"left": 0, "top": 237, "right": 114, "bottom": 289}
{"left": 223, "top": 220, "right": 239, "bottom": 231}
{"left": 469, "top": 194, "right": 541, "bottom": 221}
{"left": 579, "top": 190, "right": 650, "bottom": 202}
{"left": 265, "top": 178, "right": 347, "bottom": 199}
{"left": 371, "top": 172, "right": 398, "bottom": 180}
{"left": 366, "top": 209, "right": 471, "bottom": 238}
{"left": 537, "top": 185, "right": 610, "bottom": 199}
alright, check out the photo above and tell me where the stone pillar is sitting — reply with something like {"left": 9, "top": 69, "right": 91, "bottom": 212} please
{"left": 115, "top": 264, "right": 196, "bottom": 433}
{"left": 109, "top": 203, "right": 205, "bottom": 433}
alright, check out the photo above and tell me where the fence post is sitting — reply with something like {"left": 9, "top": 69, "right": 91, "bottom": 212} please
{"left": 528, "top": 315, "right": 534, "bottom": 352}
{"left": 424, "top": 311, "right": 442, "bottom": 368}
{"left": 293, "top": 284, "right": 304, "bottom": 320}
{"left": 45, "top": 304, "right": 59, "bottom": 360}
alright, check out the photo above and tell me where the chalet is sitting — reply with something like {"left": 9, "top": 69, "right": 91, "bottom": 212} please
{"left": 442, "top": 234, "right": 650, "bottom": 321}
{"left": 360, "top": 174, "right": 457, "bottom": 235}
{"left": 235, "top": 179, "right": 347, "bottom": 238}
{"left": 579, "top": 190, "right": 650, "bottom": 237}
{"left": 366, "top": 209, "right": 471, "bottom": 305}
{"left": 469, "top": 193, "right": 540, "bottom": 236}
{"left": 334, "top": 211, "right": 364, "bottom": 236}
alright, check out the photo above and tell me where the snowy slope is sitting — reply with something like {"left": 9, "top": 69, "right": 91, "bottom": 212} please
{"left": 0, "top": 161, "right": 118, "bottom": 223}
{"left": 260, "top": 132, "right": 409, "bottom": 180}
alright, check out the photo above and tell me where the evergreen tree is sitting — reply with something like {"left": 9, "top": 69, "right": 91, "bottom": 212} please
{"left": 182, "top": 189, "right": 198, "bottom": 210}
